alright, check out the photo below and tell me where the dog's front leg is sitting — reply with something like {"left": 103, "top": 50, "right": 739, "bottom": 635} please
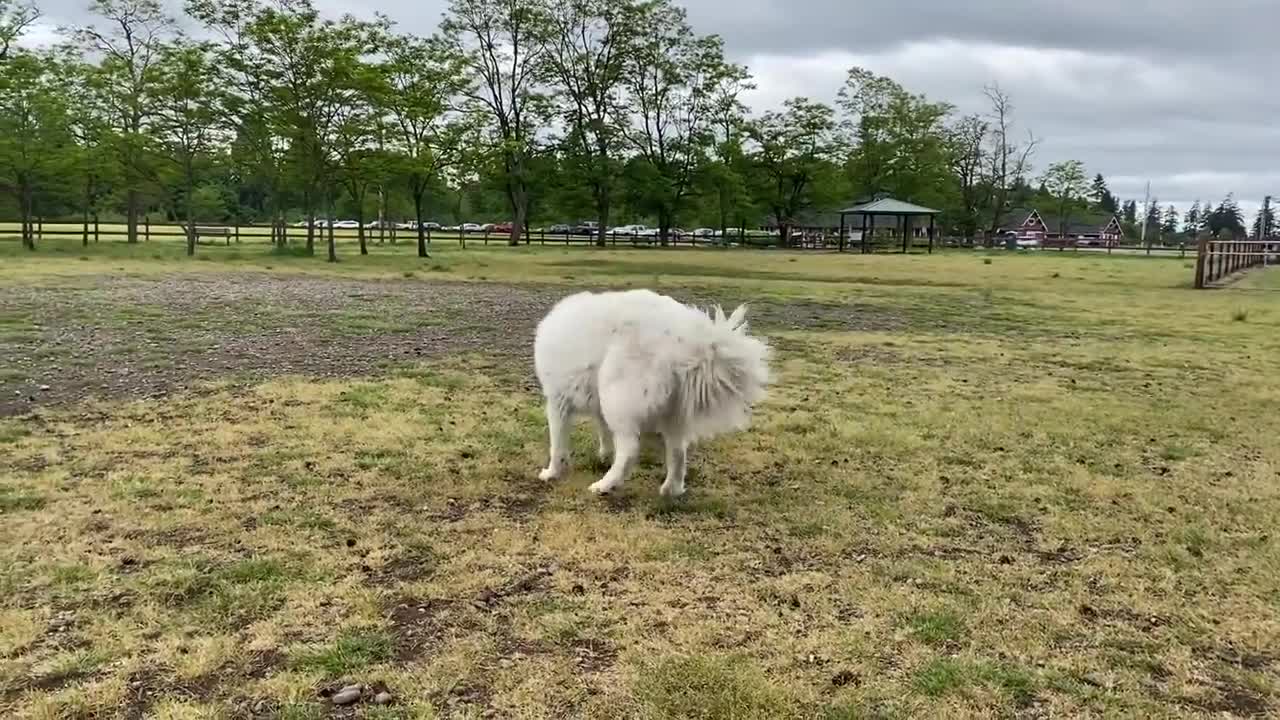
{"left": 659, "top": 436, "right": 688, "bottom": 498}
{"left": 588, "top": 432, "right": 638, "bottom": 495}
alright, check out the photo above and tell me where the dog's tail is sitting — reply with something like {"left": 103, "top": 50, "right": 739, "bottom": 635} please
{"left": 676, "top": 304, "right": 772, "bottom": 441}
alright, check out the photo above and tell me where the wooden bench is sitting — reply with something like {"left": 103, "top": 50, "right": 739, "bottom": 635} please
{"left": 193, "top": 226, "right": 232, "bottom": 245}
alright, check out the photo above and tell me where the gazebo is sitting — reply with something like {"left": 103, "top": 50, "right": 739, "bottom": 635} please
{"left": 838, "top": 197, "right": 942, "bottom": 254}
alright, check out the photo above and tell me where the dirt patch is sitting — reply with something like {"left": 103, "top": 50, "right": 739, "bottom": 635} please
{"left": 568, "top": 637, "right": 618, "bottom": 673}
{"left": 0, "top": 274, "right": 560, "bottom": 417}
{"left": 386, "top": 597, "right": 469, "bottom": 663}
{"left": 1181, "top": 679, "right": 1273, "bottom": 718}
{"left": 472, "top": 564, "right": 558, "bottom": 610}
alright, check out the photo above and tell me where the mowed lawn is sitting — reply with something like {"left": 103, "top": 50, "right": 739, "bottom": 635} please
{"left": 3, "top": 240, "right": 1280, "bottom": 719}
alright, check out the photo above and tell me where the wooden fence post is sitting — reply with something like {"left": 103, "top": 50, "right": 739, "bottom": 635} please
{"left": 234, "top": 223, "right": 241, "bottom": 244}
{"left": 145, "top": 216, "right": 150, "bottom": 242}
{"left": 1194, "top": 237, "right": 1209, "bottom": 289}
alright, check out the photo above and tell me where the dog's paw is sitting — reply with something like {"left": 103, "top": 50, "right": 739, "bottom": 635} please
{"left": 659, "top": 482, "right": 686, "bottom": 499}
{"left": 588, "top": 479, "right": 618, "bottom": 495}
{"left": 538, "top": 467, "right": 560, "bottom": 482}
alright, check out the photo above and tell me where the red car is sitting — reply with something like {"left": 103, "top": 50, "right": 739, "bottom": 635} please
{"left": 492, "top": 222, "right": 514, "bottom": 233}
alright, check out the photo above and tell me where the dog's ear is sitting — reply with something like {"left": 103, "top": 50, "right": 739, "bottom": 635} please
{"left": 714, "top": 306, "right": 727, "bottom": 324}
{"left": 727, "top": 304, "right": 749, "bottom": 333}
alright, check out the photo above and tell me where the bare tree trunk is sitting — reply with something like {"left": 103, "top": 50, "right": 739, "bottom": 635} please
{"left": 596, "top": 193, "right": 610, "bottom": 248}
{"left": 327, "top": 194, "right": 337, "bottom": 263}
{"left": 185, "top": 171, "right": 197, "bottom": 257}
{"left": 304, "top": 187, "right": 315, "bottom": 255}
{"left": 414, "top": 192, "right": 429, "bottom": 258}
{"left": 126, "top": 189, "right": 140, "bottom": 244}
{"left": 357, "top": 193, "right": 368, "bottom": 256}
{"left": 21, "top": 182, "right": 34, "bottom": 250}
{"left": 510, "top": 183, "right": 528, "bottom": 247}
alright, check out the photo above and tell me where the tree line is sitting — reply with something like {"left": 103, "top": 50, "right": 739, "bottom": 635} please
{"left": 0, "top": 0, "right": 1265, "bottom": 260}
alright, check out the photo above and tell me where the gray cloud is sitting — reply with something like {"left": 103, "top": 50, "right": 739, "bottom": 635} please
{"left": 29, "top": 0, "right": 1280, "bottom": 214}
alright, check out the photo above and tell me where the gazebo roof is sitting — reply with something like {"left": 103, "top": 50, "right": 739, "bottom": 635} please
{"left": 841, "top": 198, "right": 941, "bottom": 215}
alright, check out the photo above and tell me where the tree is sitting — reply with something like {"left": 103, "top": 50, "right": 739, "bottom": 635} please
{"left": 747, "top": 97, "right": 841, "bottom": 246}
{"left": 535, "top": 0, "right": 634, "bottom": 247}
{"left": 329, "top": 27, "right": 388, "bottom": 258}
{"left": 1039, "top": 160, "right": 1089, "bottom": 239}
{"left": 0, "top": 0, "right": 39, "bottom": 61}
{"left": 1208, "top": 194, "right": 1246, "bottom": 238}
{"left": 982, "top": 84, "right": 1038, "bottom": 238}
{"left": 1144, "top": 197, "right": 1161, "bottom": 243}
{"left": 443, "top": 0, "right": 546, "bottom": 246}
{"left": 704, "top": 63, "right": 753, "bottom": 238}
{"left": 840, "top": 67, "right": 955, "bottom": 215}
{"left": 187, "top": 0, "right": 293, "bottom": 247}
{"left": 149, "top": 41, "right": 226, "bottom": 255}
{"left": 1160, "top": 204, "right": 1179, "bottom": 238}
{"left": 76, "top": 0, "right": 175, "bottom": 244}
{"left": 378, "top": 34, "right": 471, "bottom": 258}
{"left": 1122, "top": 199, "right": 1138, "bottom": 225}
{"left": 946, "top": 113, "right": 988, "bottom": 239}
{"left": 0, "top": 51, "right": 72, "bottom": 249}
{"left": 619, "top": 0, "right": 739, "bottom": 246}
{"left": 1252, "top": 204, "right": 1275, "bottom": 239}
{"left": 66, "top": 60, "right": 118, "bottom": 246}
{"left": 1090, "top": 173, "right": 1117, "bottom": 213}
{"left": 1183, "top": 200, "right": 1201, "bottom": 239}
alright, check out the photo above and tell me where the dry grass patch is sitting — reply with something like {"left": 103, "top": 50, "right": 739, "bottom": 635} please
{"left": 3, "top": 250, "right": 1280, "bottom": 717}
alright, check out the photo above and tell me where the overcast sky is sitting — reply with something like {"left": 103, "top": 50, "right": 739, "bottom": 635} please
{"left": 25, "top": 0, "right": 1280, "bottom": 217}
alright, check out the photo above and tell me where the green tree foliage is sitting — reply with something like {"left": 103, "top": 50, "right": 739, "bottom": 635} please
{"left": 0, "top": 50, "right": 72, "bottom": 248}
{"left": 1038, "top": 160, "right": 1089, "bottom": 238}
{"left": 747, "top": 97, "right": 842, "bottom": 245}
{"left": 840, "top": 67, "right": 955, "bottom": 214}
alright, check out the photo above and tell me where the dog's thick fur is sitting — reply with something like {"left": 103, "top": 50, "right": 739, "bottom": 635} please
{"left": 534, "top": 289, "right": 771, "bottom": 496}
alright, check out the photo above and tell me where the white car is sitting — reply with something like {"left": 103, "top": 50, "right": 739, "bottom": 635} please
{"left": 610, "top": 225, "right": 648, "bottom": 236}
{"left": 691, "top": 228, "right": 714, "bottom": 237}
{"left": 332, "top": 220, "right": 360, "bottom": 229}
{"left": 395, "top": 221, "right": 417, "bottom": 230}
{"left": 460, "top": 223, "right": 484, "bottom": 232}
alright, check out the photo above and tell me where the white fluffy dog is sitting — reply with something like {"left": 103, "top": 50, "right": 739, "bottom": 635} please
{"left": 533, "top": 289, "right": 771, "bottom": 497}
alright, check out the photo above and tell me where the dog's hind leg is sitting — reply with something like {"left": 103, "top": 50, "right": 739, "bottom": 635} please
{"left": 538, "top": 397, "right": 572, "bottom": 481}
{"left": 592, "top": 408, "right": 613, "bottom": 466}
{"left": 659, "top": 433, "right": 688, "bottom": 498}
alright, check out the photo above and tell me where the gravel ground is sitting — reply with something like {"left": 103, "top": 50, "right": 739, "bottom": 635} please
{"left": 1, "top": 273, "right": 912, "bottom": 417}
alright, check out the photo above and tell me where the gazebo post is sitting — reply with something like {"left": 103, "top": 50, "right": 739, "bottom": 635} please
{"left": 928, "top": 215, "right": 935, "bottom": 254}
{"left": 861, "top": 213, "right": 869, "bottom": 254}
{"left": 839, "top": 213, "right": 846, "bottom": 253}
{"left": 901, "top": 214, "right": 909, "bottom": 254}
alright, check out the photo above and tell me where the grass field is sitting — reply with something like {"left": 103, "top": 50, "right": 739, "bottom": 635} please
{"left": 3, "top": 238, "right": 1280, "bottom": 719}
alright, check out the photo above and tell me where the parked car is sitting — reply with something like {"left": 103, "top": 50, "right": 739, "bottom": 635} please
{"left": 610, "top": 224, "right": 648, "bottom": 236}
{"left": 573, "top": 222, "right": 600, "bottom": 235}
{"left": 460, "top": 223, "right": 484, "bottom": 232}
{"left": 331, "top": 220, "right": 359, "bottom": 229}
{"left": 690, "top": 228, "right": 714, "bottom": 237}
{"left": 491, "top": 222, "right": 514, "bottom": 233}
{"left": 364, "top": 220, "right": 395, "bottom": 229}
{"left": 395, "top": 221, "right": 417, "bottom": 230}
{"left": 549, "top": 224, "right": 573, "bottom": 234}
{"left": 422, "top": 222, "right": 442, "bottom": 231}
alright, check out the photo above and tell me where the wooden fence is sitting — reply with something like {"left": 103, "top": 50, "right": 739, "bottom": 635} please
{"left": 1194, "top": 239, "right": 1280, "bottom": 288}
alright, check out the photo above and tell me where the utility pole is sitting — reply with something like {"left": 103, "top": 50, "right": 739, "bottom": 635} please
{"left": 1138, "top": 181, "right": 1151, "bottom": 249}
{"left": 1262, "top": 195, "right": 1273, "bottom": 267}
